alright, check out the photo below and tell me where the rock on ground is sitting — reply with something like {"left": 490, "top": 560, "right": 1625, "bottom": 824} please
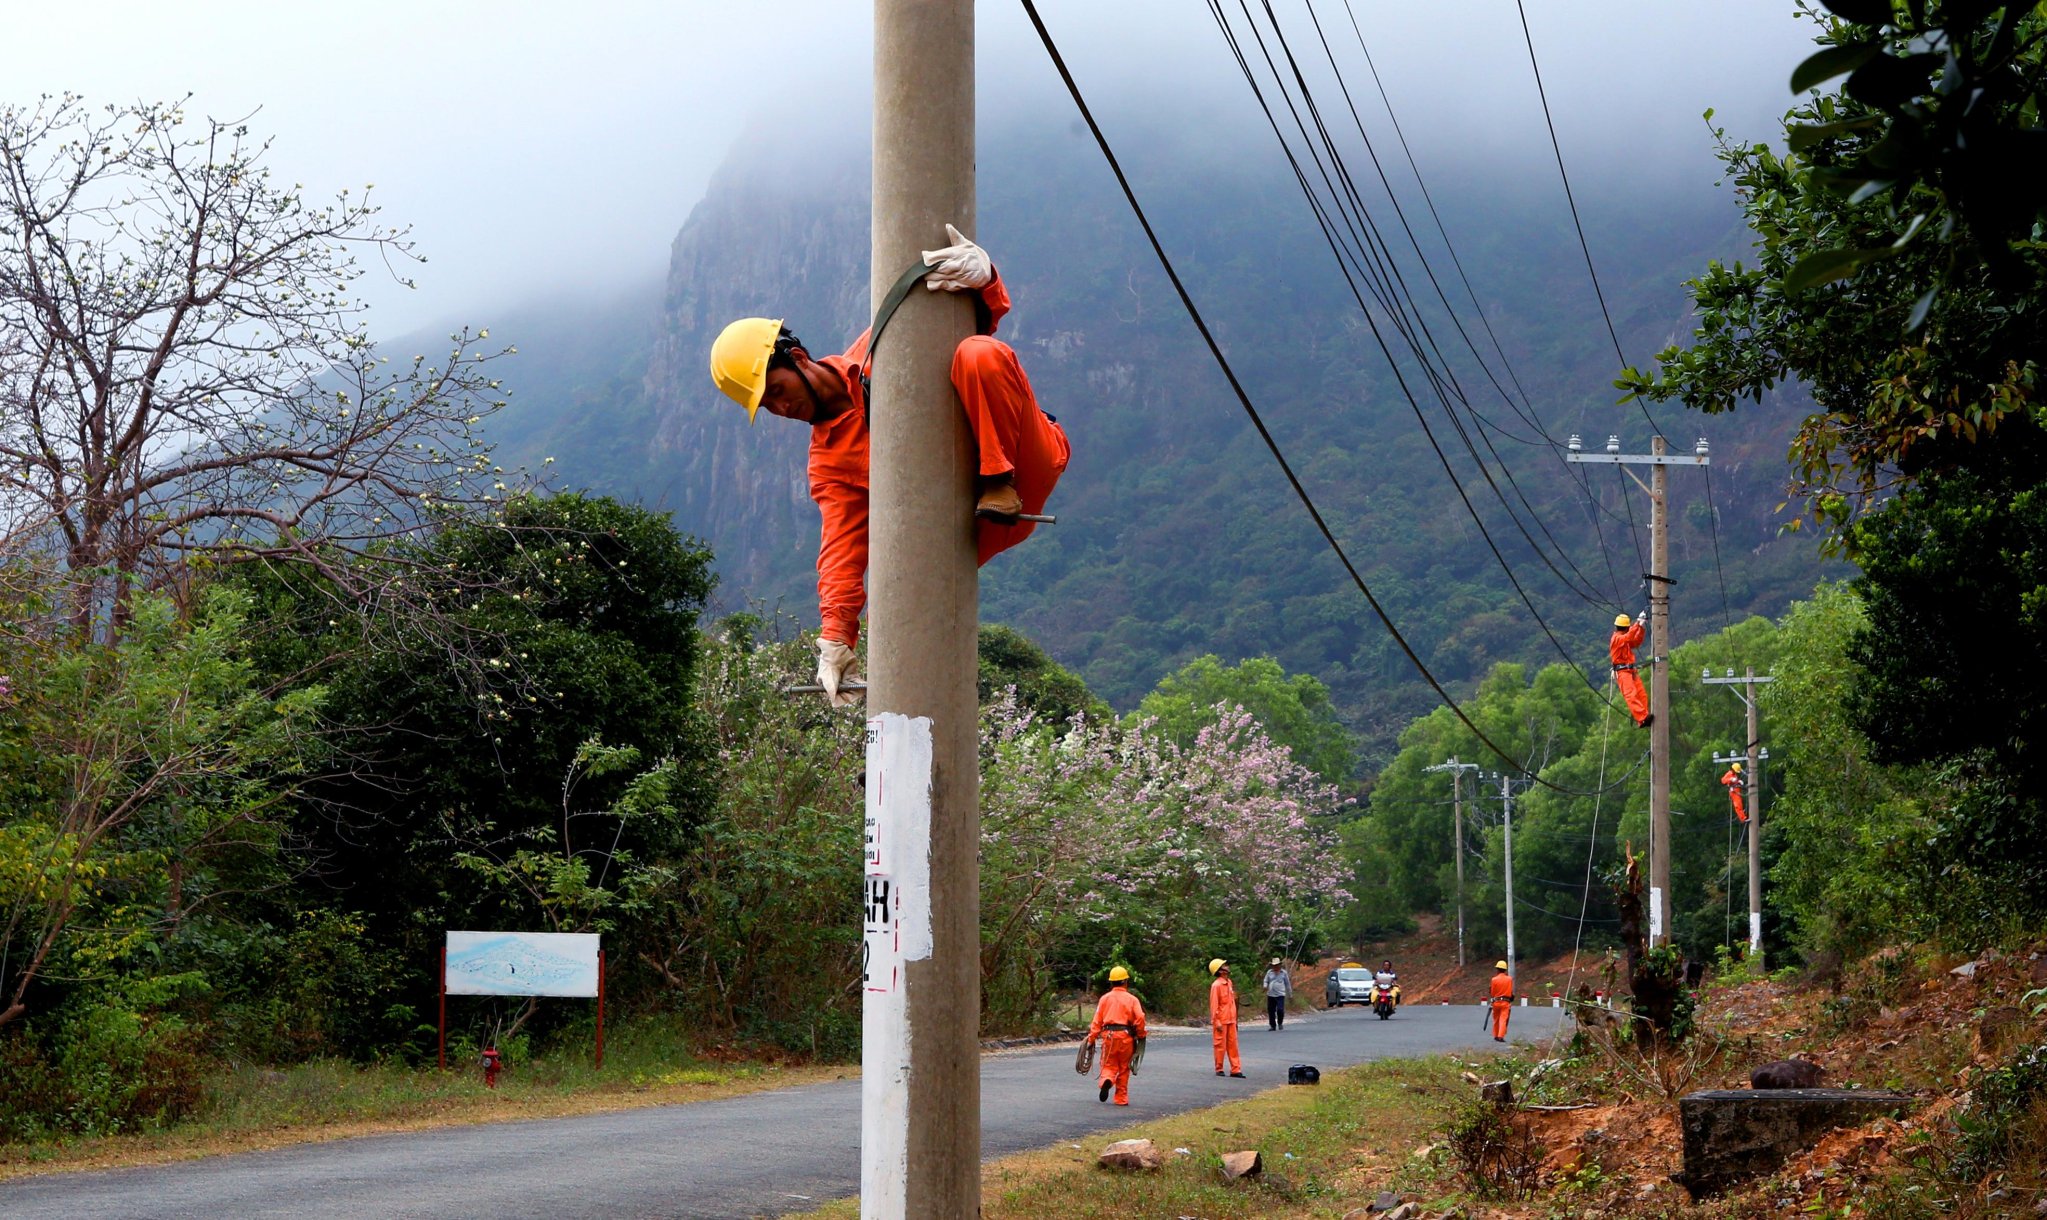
{"left": 1097, "top": 1138, "right": 1163, "bottom": 1171}
{"left": 1220, "top": 1149, "right": 1262, "bottom": 1180}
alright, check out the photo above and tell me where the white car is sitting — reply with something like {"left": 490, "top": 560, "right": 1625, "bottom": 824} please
{"left": 1325, "top": 964, "right": 1374, "bottom": 1007}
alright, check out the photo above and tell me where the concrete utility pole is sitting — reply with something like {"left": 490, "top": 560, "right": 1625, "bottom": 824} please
{"left": 1567, "top": 432, "right": 1711, "bottom": 946}
{"left": 1478, "top": 770, "right": 1517, "bottom": 982}
{"left": 867, "top": 2, "right": 978, "bottom": 1216}
{"left": 1499, "top": 771, "right": 1515, "bottom": 984}
{"left": 1425, "top": 758, "right": 1482, "bottom": 967}
{"left": 1706, "top": 667, "right": 1774, "bottom": 966}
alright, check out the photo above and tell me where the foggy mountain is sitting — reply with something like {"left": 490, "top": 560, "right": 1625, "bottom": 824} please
{"left": 458, "top": 109, "right": 1829, "bottom": 765}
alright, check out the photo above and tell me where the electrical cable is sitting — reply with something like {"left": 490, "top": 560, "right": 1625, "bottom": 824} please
{"left": 1511, "top": 0, "right": 1654, "bottom": 441}
{"left": 1020, "top": 0, "right": 1633, "bottom": 798}
{"left": 1207, "top": 1, "right": 1622, "bottom": 703}
{"left": 1242, "top": 0, "right": 1612, "bottom": 611}
{"left": 1541, "top": 695, "right": 1618, "bottom": 1061}
{"left": 1702, "top": 463, "right": 1735, "bottom": 631}
{"left": 1301, "top": 0, "right": 1618, "bottom": 608}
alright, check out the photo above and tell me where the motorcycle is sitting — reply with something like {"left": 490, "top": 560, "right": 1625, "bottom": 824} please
{"left": 1371, "top": 981, "right": 1398, "bottom": 1020}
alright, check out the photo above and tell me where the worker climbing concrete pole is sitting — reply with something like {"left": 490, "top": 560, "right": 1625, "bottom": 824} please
{"left": 872, "top": 1, "right": 976, "bottom": 1213}
{"left": 1649, "top": 435, "right": 1672, "bottom": 946}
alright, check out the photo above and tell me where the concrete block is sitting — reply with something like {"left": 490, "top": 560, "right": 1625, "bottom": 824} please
{"left": 1678, "top": 1088, "right": 1911, "bottom": 1197}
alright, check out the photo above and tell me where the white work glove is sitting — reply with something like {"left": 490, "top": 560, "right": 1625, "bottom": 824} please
{"left": 816, "top": 637, "right": 861, "bottom": 708}
{"left": 921, "top": 223, "right": 993, "bottom": 292}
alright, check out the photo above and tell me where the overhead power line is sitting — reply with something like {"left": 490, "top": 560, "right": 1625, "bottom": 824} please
{"left": 1202, "top": 0, "right": 1624, "bottom": 707}
{"left": 1019, "top": 0, "right": 1633, "bottom": 798}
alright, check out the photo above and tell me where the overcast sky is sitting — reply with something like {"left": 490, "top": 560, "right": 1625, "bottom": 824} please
{"left": 7, "top": 2, "right": 1818, "bottom": 335}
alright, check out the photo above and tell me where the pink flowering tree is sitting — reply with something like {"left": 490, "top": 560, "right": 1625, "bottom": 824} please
{"left": 978, "top": 695, "right": 1350, "bottom": 1020}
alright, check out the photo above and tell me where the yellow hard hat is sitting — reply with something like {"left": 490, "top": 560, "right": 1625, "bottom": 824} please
{"left": 709, "top": 317, "right": 784, "bottom": 421}
{"left": 1208, "top": 958, "right": 1227, "bottom": 975}
{"left": 1614, "top": 613, "right": 1632, "bottom": 628}
{"left": 1731, "top": 761, "right": 1744, "bottom": 770}
{"left": 1495, "top": 960, "right": 1509, "bottom": 970}
{"left": 1107, "top": 965, "right": 1130, "bottom": 982}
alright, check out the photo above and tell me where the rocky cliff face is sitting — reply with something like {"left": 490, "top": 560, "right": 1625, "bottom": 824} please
{"left": 641, "top": 143, "right": 872, "bottom": 614}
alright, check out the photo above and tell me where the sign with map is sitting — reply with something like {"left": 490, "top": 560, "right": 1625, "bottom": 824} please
{"left": 444, "top": 931, "right": 600, "bottom": 997}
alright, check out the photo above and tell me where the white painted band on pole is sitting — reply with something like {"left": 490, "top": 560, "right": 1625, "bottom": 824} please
{"left": 1750, "top": 912, "right": 1763, "bottom": 953}
{"left": 1649, "top": 887, "right": 1664, "bottom": 941}
{"left": 862, "top": 713, "right": 933, "bottom": 1220}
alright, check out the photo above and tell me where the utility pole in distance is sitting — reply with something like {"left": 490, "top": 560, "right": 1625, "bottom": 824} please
{"left": 1480, "top": 770, "right": 1518, "bottom": 983}
{"left": 1706, "top": 666, "right": 1773, "bottom": 966}
{"left": 1425, "top": 758, "right": 1482, "bottom": 967}
{"left": 1567, "top": 432, "right": 1711, "bottom": 947}
{"left": 868, "top": 2, "right": 977, "bottom": 1216}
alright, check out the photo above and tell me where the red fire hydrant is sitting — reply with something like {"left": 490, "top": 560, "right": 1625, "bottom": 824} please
{"left": 480, "top": 1046, "right": 503, "bottom": 1089}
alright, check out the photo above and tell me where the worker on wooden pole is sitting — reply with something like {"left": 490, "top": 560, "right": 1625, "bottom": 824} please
{"left": 1721, "top": 760, "right": 1748, "bottom": 823}
{"left": 1610, "top": 610, "right": 1652, "bottom": 728}
{"left": 707, "top": 229, "right": 1070, "bottom": 706}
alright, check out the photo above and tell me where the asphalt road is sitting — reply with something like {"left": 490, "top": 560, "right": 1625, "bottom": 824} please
{"left": 1, "top": 1002, "right": 1561, "bottom": 1219}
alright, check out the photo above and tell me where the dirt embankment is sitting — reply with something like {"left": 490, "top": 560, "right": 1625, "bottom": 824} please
{"left": 1414, "top": 945, "right": 2047, "bottom": 1218}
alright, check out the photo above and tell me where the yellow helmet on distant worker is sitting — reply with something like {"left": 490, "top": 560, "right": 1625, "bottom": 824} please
{"left": 708, "top": 316, "right": 785, "bottom": 421}
{"left": 1495, "top": 960, "right": 1509, "bottom": 970}
{"left": 1208, "top": 958, "right": 1227, "bottom": 975}
{"left": 1614, "top": 613, "right": 1632, "bottom": 628}
{"left": 1107, "top": 965, "right": 1130, "bottom": 983}
{"left": 1731, "top": 761, "right": 1744, "bottom": 770}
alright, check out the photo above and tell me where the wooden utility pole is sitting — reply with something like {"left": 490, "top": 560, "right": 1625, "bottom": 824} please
{"left": 1567, "top": 432, "right": 1710, "bottom": 947}
{"left": 866, "top": 2, "right": 978, "bottom": 1217}
{"left": 1706, "top": 666, "right": 1773, "bottom": 965}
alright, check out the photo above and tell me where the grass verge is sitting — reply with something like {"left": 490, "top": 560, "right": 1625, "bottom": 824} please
{"left": 0, "top": 1019, "right": 848, "bottom": 1181}
{"left": 795, "top": 1055, "right": 1477, "bottom": 1219}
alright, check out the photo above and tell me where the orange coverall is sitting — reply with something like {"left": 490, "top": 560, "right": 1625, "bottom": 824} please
{"left": 1722, "top": 767, "right": 1748, "bottom": 823}
{"left": 1489, "top": 971, "right": 1515, "bottom": 1041}
{"left": 1086, "top": 984, "right": 1148, "bottom": 1106}
{"left": 1210, "top": 974, "right": 1242, "bottom": 1074}
{"left": 1610, "top": 620, "right": 1649, "bottom": 726}
{"left": 809, "top": 274, "right": 1072, "bottom": 647}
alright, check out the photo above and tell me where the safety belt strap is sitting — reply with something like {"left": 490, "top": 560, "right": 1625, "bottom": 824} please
{"left": 859, "top": 261, "right": 935, "bottom": 420}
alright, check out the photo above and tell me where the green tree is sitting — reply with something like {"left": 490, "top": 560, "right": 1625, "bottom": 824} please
{"left": 977, "top": 624, "right": 1108, "bottom": 728}
{"left": 0, "top": 588, "right": 317, "bottom": 1032}
{"left": 1136, "top": 654, "right": 1355, "bottom": 784}
{"left": 1765, "top": 583, "right": 1931, "bottom": 960}
{"left": 1617, "top": 6, "right": 2045, "bottom": 544}
{"left": 237, "top": 493, "right": 717, "bottom": 1052}
{"left": 1842, "top": 455, "right": 2047, "bottom": 921}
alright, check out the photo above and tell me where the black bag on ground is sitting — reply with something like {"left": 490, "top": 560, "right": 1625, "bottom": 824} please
{"left": 1287, "top": 1063, "right": 1320, "bottom": 1085}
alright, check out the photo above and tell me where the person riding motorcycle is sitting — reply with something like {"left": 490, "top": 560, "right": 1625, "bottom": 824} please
{"left": 1372, "top": 960, "right": 1402, "bottom": 1007}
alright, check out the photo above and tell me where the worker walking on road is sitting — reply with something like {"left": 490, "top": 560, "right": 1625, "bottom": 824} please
{"left": 1488, "top": 960, "right": 1515, "bottom": 1043}
{"left": 708, "top": 225, "right": 1071, "bottom": 706}
{"left": 1610, "top": 612, "right": 1652, "bottom": 729}
{"left": 1262, "top": 957, "right": 1291, "bottom": 1031}
{"left": 1722, "top": 760, "right": 1748, "bottom": 823}
{"left": 1209, "top": 958, "right": 1243, "bottom": 1077}
{"left": 1086, "top": 966, "right": 1147, "bottom": 1106}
